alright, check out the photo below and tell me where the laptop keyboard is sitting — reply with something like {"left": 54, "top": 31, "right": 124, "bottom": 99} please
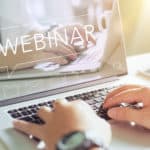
{"left": 8, "top": 101, "right": 53, "bottom": 124}
{"left": 8, "top": 86, "right": 118, "bottom": 124}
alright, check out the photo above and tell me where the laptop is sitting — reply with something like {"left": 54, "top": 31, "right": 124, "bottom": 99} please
{"left": 0, "top": 0, "right": 150, "bottom": 150}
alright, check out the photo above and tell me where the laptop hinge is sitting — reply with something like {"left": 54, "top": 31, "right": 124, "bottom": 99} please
{"left": 0, "top": 76, "right": 118, "bottom": 107}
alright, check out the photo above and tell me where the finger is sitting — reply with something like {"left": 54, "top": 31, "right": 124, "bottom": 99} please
{"left": 37, "top": 107, "right": 52, "bottom": 122}
{"left": 53, "top": 99, "right": 68, "bottom": 109}
{"left": 58, "top": 42, "right": 77, "bottom": 60}
{"left": 47, "top": 42, "right": 77, "bottom": 61}
{"left": 70, "top": 100, "right": 96, "bottom": 115}
{"left": 34, "top": 49, "right": 69, "bottom": 65}
{"left": 104, "top": 88, "right": 145, "bottom": 109}
{"left": 70, "top": 100, "right": 93, "bottom": 110}
{"left": 61, "top": 42, "right": 75, "bottom": 53}
{"left": 34, "top": 51, "right": 69, "bottom": 65}
{"left": 42, "top": 52, "right": 69, "bottom": 65}
{"left": 105, "top": 85, "right": 143, "bottom": 101}
{"left": 70, "top": 99, "right": 85, "bottom": 106}
{"left": 13, "top": 120, "right": 43, "bottom": 139}
{"left": 108, "top": 107, "right": 141, "bottom": 124}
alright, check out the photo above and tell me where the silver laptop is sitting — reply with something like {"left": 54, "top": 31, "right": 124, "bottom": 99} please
{"left": 0, "top": 0, "right": 150, "bottom": 150}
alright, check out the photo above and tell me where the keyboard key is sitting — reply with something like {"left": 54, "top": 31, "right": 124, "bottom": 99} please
{"left": 18, "top": 108, "right": 25, "bottom": 111}
{"left": 21, "top": 111, "right": 31, "bottom": 116}
{"left": 31, "top": 115, "right": 45, "bottom": 124}
{"left": 47, "top": 101, "right": 52, "bottom": 105}
{"left": 94, "top": 103, "right": 101, "bottom": 108}
{"left": 98, "top": 104, "right": 111, "bottom": 121}
{"left": 93, "top": 93, "right": 100, "bottom": 98}
{"left": 8, "top": 109, "right": 18, "bottom": 114}
{"left": 86, "top": 100, "right": 96, "bottom": 105}
{"left": 94, "top": 97, "right": 103, "bottom": 102}
{"left": 20, "top": 117, "right": 32, "bottom": 122}
{"left": 92, "top": 106, "right": 97, "bottom": 111}
{"left": 11, "top": 113, "right": 22, "bottom": 118}
{"left": 31, "top": 109, "right": 37, "bottom": 114}
{"left": 21, "top": 107, "right": 28, "bottom": 110}
{"left": 28, "top": 105, "right": 36, "bottom": 109}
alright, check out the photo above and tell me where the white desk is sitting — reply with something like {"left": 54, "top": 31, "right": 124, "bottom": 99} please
{"left": 125, "top": 53, "right": 150, "bottom": 86}
{"left": 0, "top": 53, "right": 150, "bottom": 150}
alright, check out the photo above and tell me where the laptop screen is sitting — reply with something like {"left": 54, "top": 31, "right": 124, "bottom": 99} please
{"left": 0, "top": 0, "right": 127, "bottom": 102}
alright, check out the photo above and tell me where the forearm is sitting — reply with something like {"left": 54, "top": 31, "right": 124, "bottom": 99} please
{"left": 0, "top": 29, "right": 47, "bottom": 72}
{"left": 0, "top": 40, "right": 47, "bottom": 72}
{"left": 0, "top": 45, "right": 34, "bottom": 72}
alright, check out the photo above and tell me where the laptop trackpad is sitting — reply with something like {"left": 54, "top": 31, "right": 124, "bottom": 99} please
{"left": 0, "top": 128, "right": 38, "bottom": 150}
{"left": 110, "top": 121, "right": 150, "bottom": 150}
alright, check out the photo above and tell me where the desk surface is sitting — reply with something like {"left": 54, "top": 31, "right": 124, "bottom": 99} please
{"left": 126, "top": 53, "right": 150, "bottom": 86}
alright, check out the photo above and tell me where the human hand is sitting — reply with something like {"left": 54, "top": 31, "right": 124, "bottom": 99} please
{"left": 6, "top": 24, "right": 96, "bottom": 71}
{"left": 13, "top": 100, "right": 111, "bottom": 150}
{"left": 26, "top": 24, "right": 96, "bottom": 67}
{"left": 103, "top": 85, "right": 150, "bottom": 129}
{"left": 33, "top": 39, "right": 77, "bottom": 65}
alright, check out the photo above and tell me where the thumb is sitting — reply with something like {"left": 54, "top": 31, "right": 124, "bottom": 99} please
{"left": 108, "top": 107, "right": 141, "bottom": 123}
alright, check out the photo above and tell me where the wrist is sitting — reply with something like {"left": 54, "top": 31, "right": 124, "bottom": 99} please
{"left": 55, "top": 130, "right": 108, "bottom": 150}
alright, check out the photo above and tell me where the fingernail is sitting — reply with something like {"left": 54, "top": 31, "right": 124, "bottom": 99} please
{"left": 55, "top": 99, "right": 68, "bottom": 105}
{"left": 68, "top": 54, "right": 77, "bottom": 60}
{"left": 103, "top": 98, "right": 112, "bottom": 109}
{"left": 103, "top": 102, "right": 108, "bottom": 109}
{"left": 108, "top": 109, "right": 116, "bottom": 118}
{"left": 13, "top": 119, "right": 19, "bottom": 125}
{"left": 61, "top": 59, "right": 68, "bottom": 65}
{"left": 103, "top": 103, "right": 107, "bottom": 109}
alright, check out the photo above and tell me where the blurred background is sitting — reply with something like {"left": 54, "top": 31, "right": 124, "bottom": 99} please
{"left": 0, "top": 0, "right": 150, "bottom": 56}
{"left": 119, "top": 0, "right": 150, "bottom": 56}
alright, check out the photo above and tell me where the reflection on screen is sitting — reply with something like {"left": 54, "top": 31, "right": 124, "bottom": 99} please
{"left": 0, "top": 0, "right": 127, "bottom": 100}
